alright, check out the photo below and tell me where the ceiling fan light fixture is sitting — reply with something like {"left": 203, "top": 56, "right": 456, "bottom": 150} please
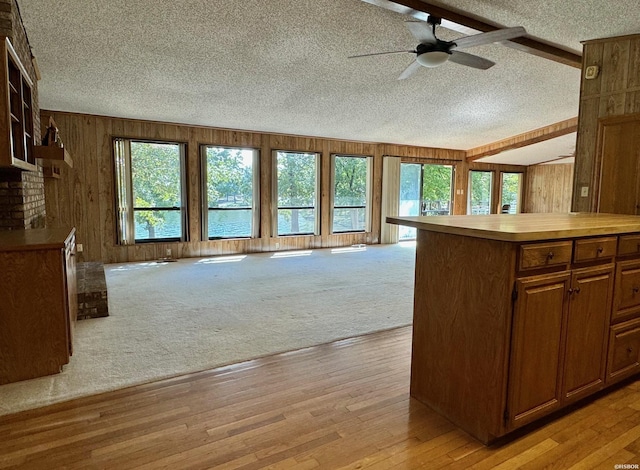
{"left": 416, "top": 51, "right": 450, "bottom": 68}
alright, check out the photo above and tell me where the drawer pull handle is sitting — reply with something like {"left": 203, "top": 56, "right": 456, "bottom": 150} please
{"left": 597, "top": 246, "right": 603, "bottom": 254}
{"left": 547, "top": 252, "right": 554, "bottom": 260}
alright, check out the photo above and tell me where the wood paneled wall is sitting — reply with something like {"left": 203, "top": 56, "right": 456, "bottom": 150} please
{"left": 524, "top": 163, "right": 574, "bottom": 213}
{"left": 44, "top": 111, "right": 495, "bottom": 263}
{"left": 573, "top": 33, "right": 640, "bottom": 212}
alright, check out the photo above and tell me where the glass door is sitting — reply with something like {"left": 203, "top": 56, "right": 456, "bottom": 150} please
{"left": 399, "top": 163, "right": 454, "bottom": 240}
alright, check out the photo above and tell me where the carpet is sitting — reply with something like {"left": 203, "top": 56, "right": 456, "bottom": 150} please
{"left": 0, "top": 242, "right": 416, "bottom": 416}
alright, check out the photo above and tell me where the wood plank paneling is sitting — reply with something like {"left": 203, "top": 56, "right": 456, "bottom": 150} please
{"left": 574, "top": 34, "right": 640, "bottom": 212}
{"left": 524, "top": 164, "right": 574, "bottom": 213}
{"left": 46, "top": 112, "right": 486, "bottom": 262}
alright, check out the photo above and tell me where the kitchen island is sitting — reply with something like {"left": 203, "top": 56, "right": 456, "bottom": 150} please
{"left": 387, "top": 213, "right": 640, "bottom": 444}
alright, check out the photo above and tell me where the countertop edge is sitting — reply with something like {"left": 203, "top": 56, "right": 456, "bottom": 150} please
{"left": 386, "top": 215, "right": 640, "bottom": 242}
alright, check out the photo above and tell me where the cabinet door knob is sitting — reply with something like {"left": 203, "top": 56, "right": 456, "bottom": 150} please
{"left": 633, "top": 287, "right": 639, "bottom": 294}
{"left": 597, "top": 246, "right": 603, "bottom": 254}
{"left": 568, "top": 288, "right": 574, "bottom": 295}
{"left": 547, "top": 252, "right": 554, "bottom": 260}
{"left": 574, "top": 287, "right": 581, "bottom": 294}
{"left": 628, "top": 347, "right": 634, "bottom": 354}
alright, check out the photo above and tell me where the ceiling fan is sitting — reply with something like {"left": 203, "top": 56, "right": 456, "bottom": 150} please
{"left": 349, "top": 16, "right": 527, "bottom": 80}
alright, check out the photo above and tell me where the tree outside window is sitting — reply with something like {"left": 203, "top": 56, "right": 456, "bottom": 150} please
{"left": 333, "top": 155, "right": 369, "bottom": 233}
{"left": 204, "top": 146, "right": 257, "bottom": 239}
{"left": 276, "top": 151, "right": 319, "bottom": 236}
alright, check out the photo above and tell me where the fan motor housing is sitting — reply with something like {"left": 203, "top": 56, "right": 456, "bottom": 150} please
{"left": 416, "top": 41, "right": 453, "bottom": 55}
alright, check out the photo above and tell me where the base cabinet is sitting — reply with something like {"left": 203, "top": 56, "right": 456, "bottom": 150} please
{"left": 0, "top": 228, "right": 76, "bottom": 384}
{"left": 409, "top": 228, "right": 638, "bottom": 444}
{"left": 508, "top": 264, "right": 614, "bottom": 429}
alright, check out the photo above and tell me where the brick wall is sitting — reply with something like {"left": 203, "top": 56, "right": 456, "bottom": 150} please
{"left": 0, "top": 0, "right": 45, "bottom": 231}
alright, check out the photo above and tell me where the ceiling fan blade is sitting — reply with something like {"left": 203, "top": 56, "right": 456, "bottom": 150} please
{"left": 453, "top": 26, "right": 526, "bottom": 49}
{"left": 449, "top": 51, "right": 495, "bottom": 70}
{"left": 348, "top": 50, "right": 414, "bottom": 59}
{"left": 397, "top": 60, "right": 422, "bottom": 80}
{"left": 405, "top": 21, "right": 437, "bottom": 44}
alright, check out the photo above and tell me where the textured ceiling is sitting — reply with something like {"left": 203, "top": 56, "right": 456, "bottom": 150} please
{"left": 15, "top": 0, "right": 639, "bottom": 164}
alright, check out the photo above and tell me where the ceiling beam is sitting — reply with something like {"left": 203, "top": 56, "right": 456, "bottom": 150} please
{"left": 361, "top": 0, "right": 583, "bottom": 69}
{"left": 465, "top": 117, "right": 578, "bottom": 162}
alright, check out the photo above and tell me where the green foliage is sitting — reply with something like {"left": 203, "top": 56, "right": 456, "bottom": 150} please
{"left": 207, "top": 147, "right": 254, "bottom": 208}
{"left": 470, "top": 171, "right": 492, "bottom": 213}
{"left": 334, "top": 156, "right": 367, "bottom": 206}
{"left": 277, "top": 152, "right": 317, "bottom": 206}
{"left": 277, "top": 152, "right": 317, "bottom": 233}
{"left": 501, "top": 173, "right": 522, "bottom": 211}
{"left": 131, "top": 142, "right": 182, "bottom": 237}
{"left": 422, "top": 165, "right": 453, "bottom": 205}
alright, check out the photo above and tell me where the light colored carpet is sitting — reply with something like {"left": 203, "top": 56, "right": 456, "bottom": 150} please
{"left": 0, "top": 242, "right": 415, "bottom": 416}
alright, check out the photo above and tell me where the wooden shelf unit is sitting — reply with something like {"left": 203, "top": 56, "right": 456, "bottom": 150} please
{"left": 0, "top": 37, "right": 36, "bottom": 171}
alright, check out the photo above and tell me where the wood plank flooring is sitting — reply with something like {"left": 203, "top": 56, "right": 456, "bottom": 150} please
{"left": 1, "top": 326, "right": 640, "bottom": 469}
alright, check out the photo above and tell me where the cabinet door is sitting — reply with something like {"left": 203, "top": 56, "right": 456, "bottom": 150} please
{"left": 607, "top": 318, "right": 640, "bottom": 385}
{"left": 508, "top": 271, "right": 570, "bottom": 429}
{"left": 612, "top": 259, "right": 640, "bottom": 323}
{"left": 562, "top": 265, "right": 614, "bottom": 402}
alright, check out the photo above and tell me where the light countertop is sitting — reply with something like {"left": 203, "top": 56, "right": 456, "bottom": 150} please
{"left": 386, "top": 213, "right": 640, "bottom": 242}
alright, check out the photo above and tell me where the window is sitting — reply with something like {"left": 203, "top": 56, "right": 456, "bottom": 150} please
{"left": 201, "top": 146, "right": 259, "bottom": 239}
{"left": 274, "top": 151, "right": 319, "bottom": 236}
{"left": 399, "top": 162, "right": 454, "bottom": 239}
{"left": 500, "top": 172, "right": 523, "bottom": 214}
{"left": 332, "top": 155, "right": 371, "bottom": 233}
{"left": 468, "top": 170, "right": 493, "bottom": 215}
{"left": 114, "top": 139, "right": 186, "bottom": 244}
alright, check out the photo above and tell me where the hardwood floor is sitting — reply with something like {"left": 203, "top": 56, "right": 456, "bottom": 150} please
{"left": 1, "top": 326, "right": 640, "bottom": 469}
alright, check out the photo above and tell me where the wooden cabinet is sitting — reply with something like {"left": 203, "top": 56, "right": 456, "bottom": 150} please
{"left": 0, "top": 38, "right": 36, "bottom": 171}
{"left": 508, "top": 263, "right": 614, "bottom": 429}
{"left": 0, "top": 228, "right": 77, "bottom": 384}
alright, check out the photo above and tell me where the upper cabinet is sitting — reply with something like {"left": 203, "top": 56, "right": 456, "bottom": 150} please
{"left": 0, "top": 37, "right": 36, "bottom": 171}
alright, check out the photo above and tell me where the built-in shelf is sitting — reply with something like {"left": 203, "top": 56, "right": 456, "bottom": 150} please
{"left": 0, "top": 38, "right": 36, "bottom": 171}
{"left": 34, "top": 145, "right": 73, "bottom": 168}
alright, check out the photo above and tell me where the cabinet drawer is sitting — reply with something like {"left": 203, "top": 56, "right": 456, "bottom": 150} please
{"left": 573, "top": 237, "right": 617, "bottom": 263}
{"left": 607, "top": 318, "right": 640, "bottom": 385}
{"left": 612, "top": 259, "right": 640, "bottom": 323}
{"left": 519, "top": 241, "right": 572, "bottom": 271}
{"left": 618, "top": 235, "right": 640, "bottom": 257}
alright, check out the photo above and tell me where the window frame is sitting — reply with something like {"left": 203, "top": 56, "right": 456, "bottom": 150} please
{"left": 200, "top": 145, "right": 260, "bottom": 240}
{"left": 331, "top": 154, "right": 372, "bottom": 234}
{"left": 113, "top": 138, "right": 188, "bottom": 245}
{"left": 272, "top": 150, "right": 321, "bottom": 237}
